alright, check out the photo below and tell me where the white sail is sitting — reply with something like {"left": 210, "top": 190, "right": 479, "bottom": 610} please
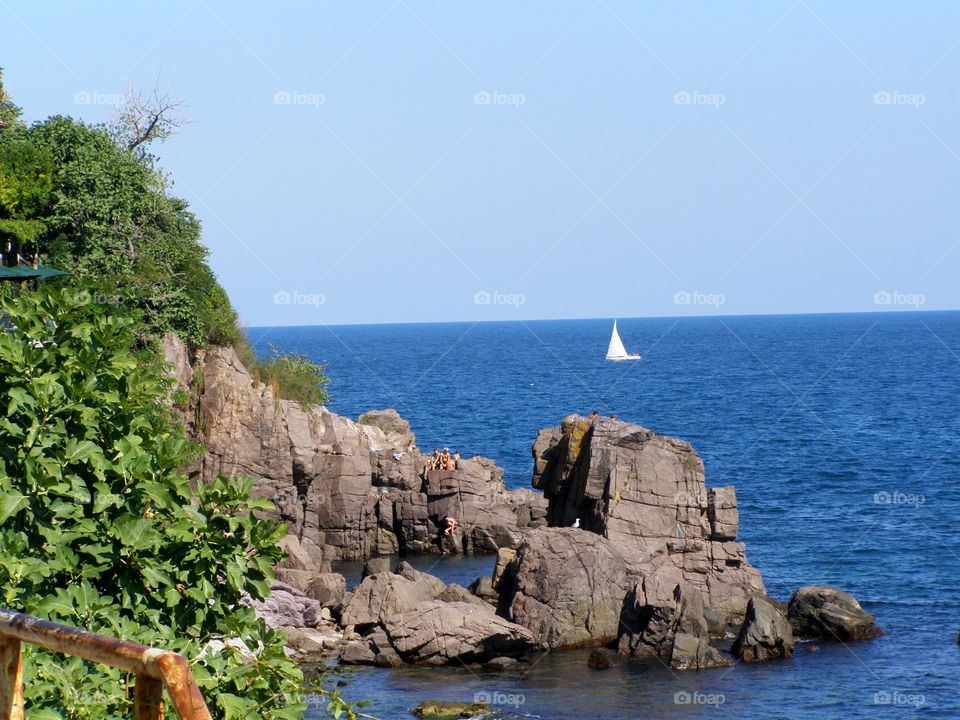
{"left": 606, "top": 320, "right": 629, "bottom": 360}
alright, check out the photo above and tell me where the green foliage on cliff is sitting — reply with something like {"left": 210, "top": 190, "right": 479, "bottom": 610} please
{"left": 257, "top": 344, "right": 332, "bottom": 406}
{"left": 0, "top": 288, "right": 306, "bottom": 718}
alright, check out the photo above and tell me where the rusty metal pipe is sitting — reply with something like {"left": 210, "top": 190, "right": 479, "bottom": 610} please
{"left": 0, "top": 609, "right": 212, "bottom": 720}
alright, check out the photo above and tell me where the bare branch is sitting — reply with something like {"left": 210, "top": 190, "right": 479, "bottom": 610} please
{"left": 116, "top": 76, "right": 192, "bottom": 151}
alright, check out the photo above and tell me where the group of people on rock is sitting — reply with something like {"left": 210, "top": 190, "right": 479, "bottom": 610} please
{"left": 587, "top": 410, "right": 615, "bottom": 423}
{"left": 430, "top": 447, "right": 460, "bottom": 471}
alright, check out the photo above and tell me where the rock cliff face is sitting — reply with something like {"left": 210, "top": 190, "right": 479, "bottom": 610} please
{"left": 163, "top": 337, "right": 547, "bottom": 565}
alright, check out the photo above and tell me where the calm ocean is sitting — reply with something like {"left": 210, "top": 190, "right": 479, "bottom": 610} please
{"left": 250, "top": 312, "right": 960, "bottom": 720}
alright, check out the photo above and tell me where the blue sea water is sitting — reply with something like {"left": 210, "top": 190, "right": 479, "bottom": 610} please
{"left": 250, "top": 313, "right": 960, "bottom": 720}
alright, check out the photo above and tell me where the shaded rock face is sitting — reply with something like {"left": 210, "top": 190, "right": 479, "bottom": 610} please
{"left": 618, "top": 577, "right": 731, "bottom": 670}
{"left": 530, "top": 415, "right": 765, "bottom": 618}
{"left": 733, "top": 597, "right": 794, "bottom": 662}
{"left": 787, "top": 586, "right": 883, "bottom": 641}
{"left": 162, "top": 342, "right": 548, "bottom": 563}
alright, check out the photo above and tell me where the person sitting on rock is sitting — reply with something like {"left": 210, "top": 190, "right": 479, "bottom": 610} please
{"left": 431, "top": 448, "right": 441, "bottom": 470}
{"left": 443, "top": 516, "right": 458, "bottom": 536}
{"left": 452, "top": 451, "right": 461, "bottom": 469}
{"left": 440, "top": 447, "right": 452, "bottom": 470}
{"left": 588, "top": 410, "right": 600, "bottom": 423}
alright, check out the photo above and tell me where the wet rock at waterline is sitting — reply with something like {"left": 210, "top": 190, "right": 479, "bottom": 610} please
{"left": 787, "top": 586, "right": 883, "bottom": 641}
{"left": 733, "top": 596, "right": 795, "bottom": 662}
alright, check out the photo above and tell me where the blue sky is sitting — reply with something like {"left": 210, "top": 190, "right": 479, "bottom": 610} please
{"left": 4, "top": 1, "right": 959, "bottom": 325}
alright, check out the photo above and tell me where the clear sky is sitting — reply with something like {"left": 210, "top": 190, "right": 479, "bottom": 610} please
{"left": 4, "top": 2, "right": 959, "bottom": 325}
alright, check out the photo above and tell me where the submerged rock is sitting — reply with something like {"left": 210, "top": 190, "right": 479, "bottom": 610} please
{"left": 787, "top": 586, "right": 883, "bottom": 641}
{"left": 411, "top": 701, "right": 490, "bottom": 720}
{"left": 587, "top": 648, "right": 617, "bottom": 669}
{"left": 733, "top": 597, "right": 794, "bottom": 661}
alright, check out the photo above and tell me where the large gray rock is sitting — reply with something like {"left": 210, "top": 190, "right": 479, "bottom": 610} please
{"left": 339, "top": 572, "right": 439, "bottom": 629}
{"left": 787, "top": 586, "right": 883, "bottom": 641}
{"left": 530, "top": 414, "right": 765, "bottom": 619}
{"left": 164, "top": 343, "right": 549, "bottom": 563}
{"left": 498, "top": 528, "right": 639, "bottom": 649}
{"left": 304, "top": 573, "right": 347, "bottom": 608}
{"left": 383, "top": 601, "right": 535, "bottom": 665}
{"left": 733, "top": 597, "right": 794, "bottom": 662}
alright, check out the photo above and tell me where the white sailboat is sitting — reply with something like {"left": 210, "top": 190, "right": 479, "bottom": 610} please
{"left": 606, "top": 320, "right": 640, "bottom": 361}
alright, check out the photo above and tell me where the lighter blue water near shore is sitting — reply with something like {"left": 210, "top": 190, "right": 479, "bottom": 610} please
{"left": 250, "top": 313, "right": 960, "bottom": 720}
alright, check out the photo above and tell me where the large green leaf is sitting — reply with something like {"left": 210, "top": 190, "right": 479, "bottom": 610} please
{"left": 0, "top": 491, "right": 27, "bottom": 523}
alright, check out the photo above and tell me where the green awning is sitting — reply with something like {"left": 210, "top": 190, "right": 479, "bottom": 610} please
{"left": 0, "top": 265, "right": 70, "bottom": 281}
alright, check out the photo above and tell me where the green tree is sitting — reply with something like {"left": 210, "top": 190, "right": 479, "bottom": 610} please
{"left": 0, "top": 287, "right": 306, "bottom": 719}
{"left": 0, "top": 67, "right": 22, "bottom": 127}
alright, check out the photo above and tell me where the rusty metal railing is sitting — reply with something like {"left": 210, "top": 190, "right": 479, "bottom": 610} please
{"left": 0, "top": 608, "right": 213, "bottom": 720}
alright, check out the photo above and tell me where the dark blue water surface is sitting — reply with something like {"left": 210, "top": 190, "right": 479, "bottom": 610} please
{"left": 250, "top": 313, "right": 960, "bottom": 720}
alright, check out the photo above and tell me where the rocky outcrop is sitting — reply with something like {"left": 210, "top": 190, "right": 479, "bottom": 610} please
{"left": 530, "top": 414, "right": 765, "bottom": 619}
{"left": 161, "top": 341, "right": 548, "bottom": 564}
{"left": 384, "top": 601, "right": 535, "bottom": 665}
{"left": 787, "top": 586, "right": 883, "bottom": 641}
{"left": 732, "top": 597, "right": 794, "bottom": 661}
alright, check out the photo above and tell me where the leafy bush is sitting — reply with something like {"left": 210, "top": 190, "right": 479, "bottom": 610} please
{"left": 0, "top": 287, "right": 306, "bottom": 719}
{"left": 258, "top": 344, "right": 331, "bottom": 406}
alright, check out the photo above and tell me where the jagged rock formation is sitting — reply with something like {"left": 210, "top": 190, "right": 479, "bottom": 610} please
{"left": 491, "top": 413, "right": 766, "bottom": 659}
{"left": 527, "top": 415, "right": 765, "bottom": 619}
{"left": 162, "top": 338, "right": 547, "bottom": 565}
